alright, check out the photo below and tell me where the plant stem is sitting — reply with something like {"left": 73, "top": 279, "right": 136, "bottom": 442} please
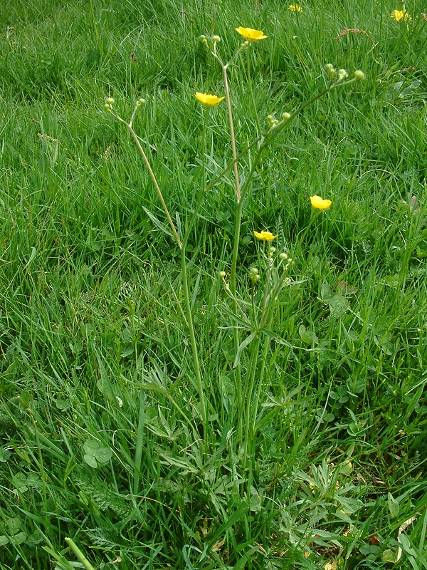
{"left": 65, "top": 538, "right": 95, "bottom": 570}
{"left": 181, "top": 245, "right": 208, "bottom": 442}
{"left": 221, "top": 62, "right": 245, "bottom": 444}
{"left": 133, "top": 392, "right": 145, "bottom": 494}
{"left": 119, "top": 112, "right": 206, "bottom": 443}
{"left": 222, "top": 64, "right": 241, "bottom": 204}
{"left": 127, "top": 125, "right": 182, "bottom": 249}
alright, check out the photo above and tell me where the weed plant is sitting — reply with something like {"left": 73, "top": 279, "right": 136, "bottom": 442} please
{"left": 0, "top": 1, "right": 426, "bottom": 568}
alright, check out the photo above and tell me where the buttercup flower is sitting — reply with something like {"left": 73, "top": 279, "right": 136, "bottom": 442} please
{"left": 235, "top": 27, "right": 268, "bottom": 41}
{"left": 288, "top": 3, "right": 303, "bottom": 12}
{"left": 310, "top": 195, "right": 332, "bottom": 210}
{"left": 253, "top": 230, "right": 277, "bottom": 241}
{"left": 391, "top": 9, "right": 411, "bottom": 22}
{"left": 194, "top": 92, "right": 224, "bottom": 106}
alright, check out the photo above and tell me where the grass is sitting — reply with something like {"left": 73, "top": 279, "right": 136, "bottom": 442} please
{"left": 0, "top": 0, "right": 426, "bottom": 568}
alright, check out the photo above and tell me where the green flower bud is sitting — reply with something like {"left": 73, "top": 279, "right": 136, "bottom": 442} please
{"left": 354, "top": 70, "right": 366, "bottom": 80}
{"left": 337, "top": 68, "right": 348, "bottom": 81}
{"left": 325, "top": 63, "right": 337, "bottom": 78}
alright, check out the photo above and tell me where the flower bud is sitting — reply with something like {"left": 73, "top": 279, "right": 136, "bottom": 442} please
{"left": 354, "top": 69, "right": 365, "bottom": 80}
{"left": 267, "top": 114, "right": 279, "bottom": 128}
{"left": 282, "top": 112, "right": 292, "bottom": 121}
{"left": 105, "top": 97, "right": 114, "bottom": 104}
{"left": 136, "top": 97, "right": 146, "bottom": 106}
{"left": 325, "top": 63, "right": 336, "bottom": 78}
{"left": 249, "top": 267, "right": 259, "bottom": 274}
{"left": 212, "top": 35, "right": 221, "bottom": 42}
{"left": 279, "top": 252, "right": 288, "bottom": 260}
{"left": 219, "top": 270, "right": 226, "bottom": 278}
{"left": 337, "top": 68, "right": 348, "bottom": 81}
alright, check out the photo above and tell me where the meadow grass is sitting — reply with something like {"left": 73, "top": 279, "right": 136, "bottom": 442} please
{"left": 0, "top": 0, "right": 426, "bottom": 568}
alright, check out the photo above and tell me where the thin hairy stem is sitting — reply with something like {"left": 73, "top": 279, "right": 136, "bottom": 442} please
{"left": 126, "top": 125, "right": 183, "bottom": 249}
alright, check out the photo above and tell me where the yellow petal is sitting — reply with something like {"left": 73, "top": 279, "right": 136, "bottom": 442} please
{"left": 253, "top": 230, "right": 277, "bottom": 241}
{"left": 310, "top": 195, "right": 332, "bottom": 210}
{"left": 194, "top": 92, "right": 225, "bottom": 106}
{"left": 235, "top": 27, "right": 268, "bottom": 41}
{"left": 288, "top": 4, "right": 303, "bottom": 12}
{"left": 391, "top": 9, "right": 410, "bottom": 22}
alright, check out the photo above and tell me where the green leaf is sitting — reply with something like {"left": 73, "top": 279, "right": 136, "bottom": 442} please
{"left": 320, "top": 282, "right": 349, "bottom": 317}
{"left": 82, "top": 439, "right": 112, "bottom": 469}
{"left": 388, "top": 492, "right": 400, "bottom": 519}
{"left": 233, "top": 332, "right": 256, "bottom": 368}
{"left": 0, "top": 536, "right": 9, "bottom": 547}
{"left": 12, "top": 473, "right": 28, "bottom": 493}
{"left": 298, "top": 324, "right": 319, "bottom": 345}
{"left": 0, "top": 448, "right": 11, "bottom": 463}
{"left": 11, "top": 531, "right": 27, "bottom": 545}
{"left": 382, "top": 548, "right": 399, "bottom": 563}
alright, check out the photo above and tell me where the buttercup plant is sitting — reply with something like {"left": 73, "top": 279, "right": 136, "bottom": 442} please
{"left": 106, "top": 26, "right": 365, "bottom": 503}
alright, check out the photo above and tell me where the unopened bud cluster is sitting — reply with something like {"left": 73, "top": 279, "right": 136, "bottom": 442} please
{"left": 104, "top": 97, "right": 114, "bottom": 111}
{"left": 279, "top": 251, "right": 294, "bottom": 270}
{"left": 249, "top": 266, "right": 260, "bottom": 284}
{"left": 200, "top": 34, "right": 222, "bottom": 47}
{"left": 325, "top": 64, "right": 366, "bottom": 82}
{"left": 267, "top": 112, "right": 292, "bottom": 129}
{"left": 267, "top": 114, "right": 279, "bottom": 128}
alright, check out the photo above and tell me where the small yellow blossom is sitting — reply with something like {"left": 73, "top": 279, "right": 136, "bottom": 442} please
{"left": 194, "top": 92, "right": 224, "bottom": 106}
{"left": 310, "top": 195, "right": 332, "bottom": 210}
{"left": 253, "top": 230, "right": 277, "bottom": 241}
{"left": 235, "top": 27, "right": 268, "bottom": 41}
{"left": 288, "top": 3, "right": 303, "bottom": 12}
{"left": 391, "top": 9, "right": 411, "bottom": 22}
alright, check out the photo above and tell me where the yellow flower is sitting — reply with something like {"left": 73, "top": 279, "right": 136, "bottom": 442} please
{"left": 194, "top": 92, "right": 224, "bottom": 106}
{"left": 235, "top": 27, "right": 268, "bottom": 41}
{"left": 253, "top": 230, "right": 277, "bottom": 241}
{"left": 391, "top": 9, "right": 411, "bottom": 22}
{"left": 288, "top": 3, "right": 303, "bottom": 12}
{"left": 310, "top": 195, "right": 332, "bottom": 210}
